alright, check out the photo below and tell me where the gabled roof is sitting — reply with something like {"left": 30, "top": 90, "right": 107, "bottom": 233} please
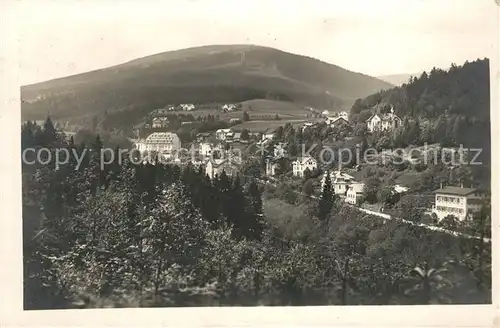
{"left": 433, "top": 186, "right": 477, "bottom": 196}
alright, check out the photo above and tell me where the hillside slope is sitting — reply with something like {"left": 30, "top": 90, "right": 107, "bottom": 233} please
{"left": 350, "top": 58, "right": 490, "bottom": 156}
{"left": 21, "top": 44, "right": 392, "bottom": 122}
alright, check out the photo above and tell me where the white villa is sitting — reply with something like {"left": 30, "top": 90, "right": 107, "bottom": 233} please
{"left": 345, "top": 183, "right": 365, "bottom": 205}
{"left": 135, "top": 132, "right": 181, "bottom": 154}
{"left": 205, "top": 158, "right": 240, "bottom": 179}
{"left": 292, "top": 156, "right": 317, "bottom": 177}
{"left": 321, "top": 171, "right": 361, "bottom": 196}
{"left": 366, "top": 107, "right": 402, "bottom": 132}
{"left": 431, "top": 185, "right": 484, "bottom": 221}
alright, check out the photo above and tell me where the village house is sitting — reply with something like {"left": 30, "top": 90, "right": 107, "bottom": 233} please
{"left": 199, "top": 143, "right": 213, "bottom": 157}
{"left": 292, "top": 156, "right": 317, "bottom": 177}
{"left": 265, "top": 158, "right": 281, "bottom": 176}
{"left": 328, "top": 116, "right": 350, "bottom": 129}
{"left": 262, "top": 129, "right": 276, "bottom": 141}
{"left": 205, "top": 158, "right": 240, "bottom": 179}
{"left": 321, "top": 171, "right": 361, "bottom": 196}
{"left": 222, "top": 104, "right": 236, "bottom": 112}
{"left": 366, "top": 106, "right": 402, "bottom": 132}
{"left": 216, "top": 128, "right": 232, "bottom": 141}
{"left": 180, "top": 104, "right": 195, "bottom": 111}
{"left": 273, "top": 142, "right": 288, "bottom": 158}
{"left": 430, "top": 185, "right": 484, "bottom": 221}
{"left": 229, "top": 118, "right": 242, "bottom": 124}
{"left": 135, "top": 132, "right": 181, "bottom": 154}
{"left": 152, "top": 116, "right": 170, "bottom": 128}
{"left": 345, "top": 183, "right": 365, "bottom": 205}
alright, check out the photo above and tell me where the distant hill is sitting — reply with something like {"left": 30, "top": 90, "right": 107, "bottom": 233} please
{"left": 377, "top": 73, "right": 421, "bottom": 86}
{"left": 21, "top": 44, "right": 392, "bottom": 128}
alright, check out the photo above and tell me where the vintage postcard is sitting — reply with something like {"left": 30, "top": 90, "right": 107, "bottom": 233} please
{"left": 0, "top": 0, "right": 498, "bottom": 327}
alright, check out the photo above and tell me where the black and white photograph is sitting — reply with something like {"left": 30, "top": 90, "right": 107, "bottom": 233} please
{"left": 1, "top": 0, "right": 498, "bottom": 325}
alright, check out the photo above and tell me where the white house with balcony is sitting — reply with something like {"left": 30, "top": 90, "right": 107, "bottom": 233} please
{"left": 135, "top": 132, "right": 181, "bottom": 154}
{"left": 431, "top": 185, "right": 484, "bottom": 221}
{"left": 292, "top": 156, "right": 317, "bottom": 177}
{"left": 366, "top": 106, "right": 402, "bottom": 132}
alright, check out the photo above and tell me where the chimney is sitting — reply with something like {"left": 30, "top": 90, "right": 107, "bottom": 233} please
{"left": 460, "top": 183, "right": 464, "bottom": 188}
{"left": 440, "top": 182, "right": 443, "bottom": 189}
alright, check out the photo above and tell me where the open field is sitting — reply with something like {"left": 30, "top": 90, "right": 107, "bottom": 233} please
{"left": 231, "top": 118, "right": 319, "bottom": 132}
{"left": 190, "top": 99, "right": 316, "bottom": 121}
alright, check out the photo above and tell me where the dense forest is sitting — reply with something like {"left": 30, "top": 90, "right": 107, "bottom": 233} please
{"left": 349, "top": 59, "right": 490, "bottom": 157}
{"left": 22, "top": 119, "right": 491, "bottom": 308}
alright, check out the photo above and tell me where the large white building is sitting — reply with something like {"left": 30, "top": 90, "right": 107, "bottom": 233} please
{"left": 135, "top": 132, "right": 181, "bottom": 154}
{"left": 292, "top": 156, "right": 317, "bottom": 177}
{"left": 431, "top": 186, "right": 484, "bottom": 221}
{"left": 366, "top": 107, "right": 402, "bottom": 132}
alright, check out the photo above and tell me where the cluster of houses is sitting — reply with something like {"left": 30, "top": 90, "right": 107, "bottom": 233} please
{"left": 134, "top": 129, "right": 253, "bottom": 181}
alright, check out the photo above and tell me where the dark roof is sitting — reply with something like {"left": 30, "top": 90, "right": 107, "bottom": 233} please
{"left": 433, "top": 186, "right": 477, "bottom": 196}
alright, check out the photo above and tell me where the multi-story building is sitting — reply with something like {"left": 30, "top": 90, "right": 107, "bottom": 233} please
{"left": 431, "top": 185, "right": 484, "bottom": 221}
{"left": 345, "top": 183, "right": 365, "bottom": 205}
{"left": 135, "top": 132, "right": 181, "bottom": 154}
{"left": 292, "top": 156, "right": 317, "bottom": 177}
{"left": 366, "top": 107, "right": 402, "bottom": 132}
{"left": 205, "top": 158, "right": 240, "bottom": 179}
{"left": 321, "top": 171, "right": 359, "bottom": 196}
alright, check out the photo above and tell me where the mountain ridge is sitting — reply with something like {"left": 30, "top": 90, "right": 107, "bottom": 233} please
{"left": 21, "top": 44, "right": 393, "bottom": 123}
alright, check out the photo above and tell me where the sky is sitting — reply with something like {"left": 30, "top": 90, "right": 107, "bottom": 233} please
{"left": 8, "top": 0, "right": 499, "bottom": 85}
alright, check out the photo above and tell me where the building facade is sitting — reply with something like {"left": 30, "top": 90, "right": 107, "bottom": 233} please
{"left": 431, "top": 186, "right": 484, "bottom": 221}
{"left": 366, "top": 107, "right": 402, "bottom": 132}
{"left": 345, "top": 183, "right": 365, "bottom": 205}
{"left": 205, "top": 159, "right": 240, "bottom": 179}
{"left": 321, "top": 171, "right": 359, "bottom": 196}
{"left": 292, "top": 156, "right": 317, "bottom": 177}
{"left": 135, "top": 132, "right": 181, "bottom": 154}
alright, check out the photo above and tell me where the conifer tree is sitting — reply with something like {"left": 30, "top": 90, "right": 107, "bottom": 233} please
{"left": 318, "top": 171, "right": 335, "bottom": 221}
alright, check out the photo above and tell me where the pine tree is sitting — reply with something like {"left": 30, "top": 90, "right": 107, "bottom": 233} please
{"left": 318, "top": 171, "right": 335, "bottom": 221}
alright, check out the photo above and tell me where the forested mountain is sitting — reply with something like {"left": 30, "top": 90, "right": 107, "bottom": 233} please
{"left": 21, "top": 44, "right": 392, "bottom": 123}
{"left": 350, "top": 59, "right": 490, "bottom": 154}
